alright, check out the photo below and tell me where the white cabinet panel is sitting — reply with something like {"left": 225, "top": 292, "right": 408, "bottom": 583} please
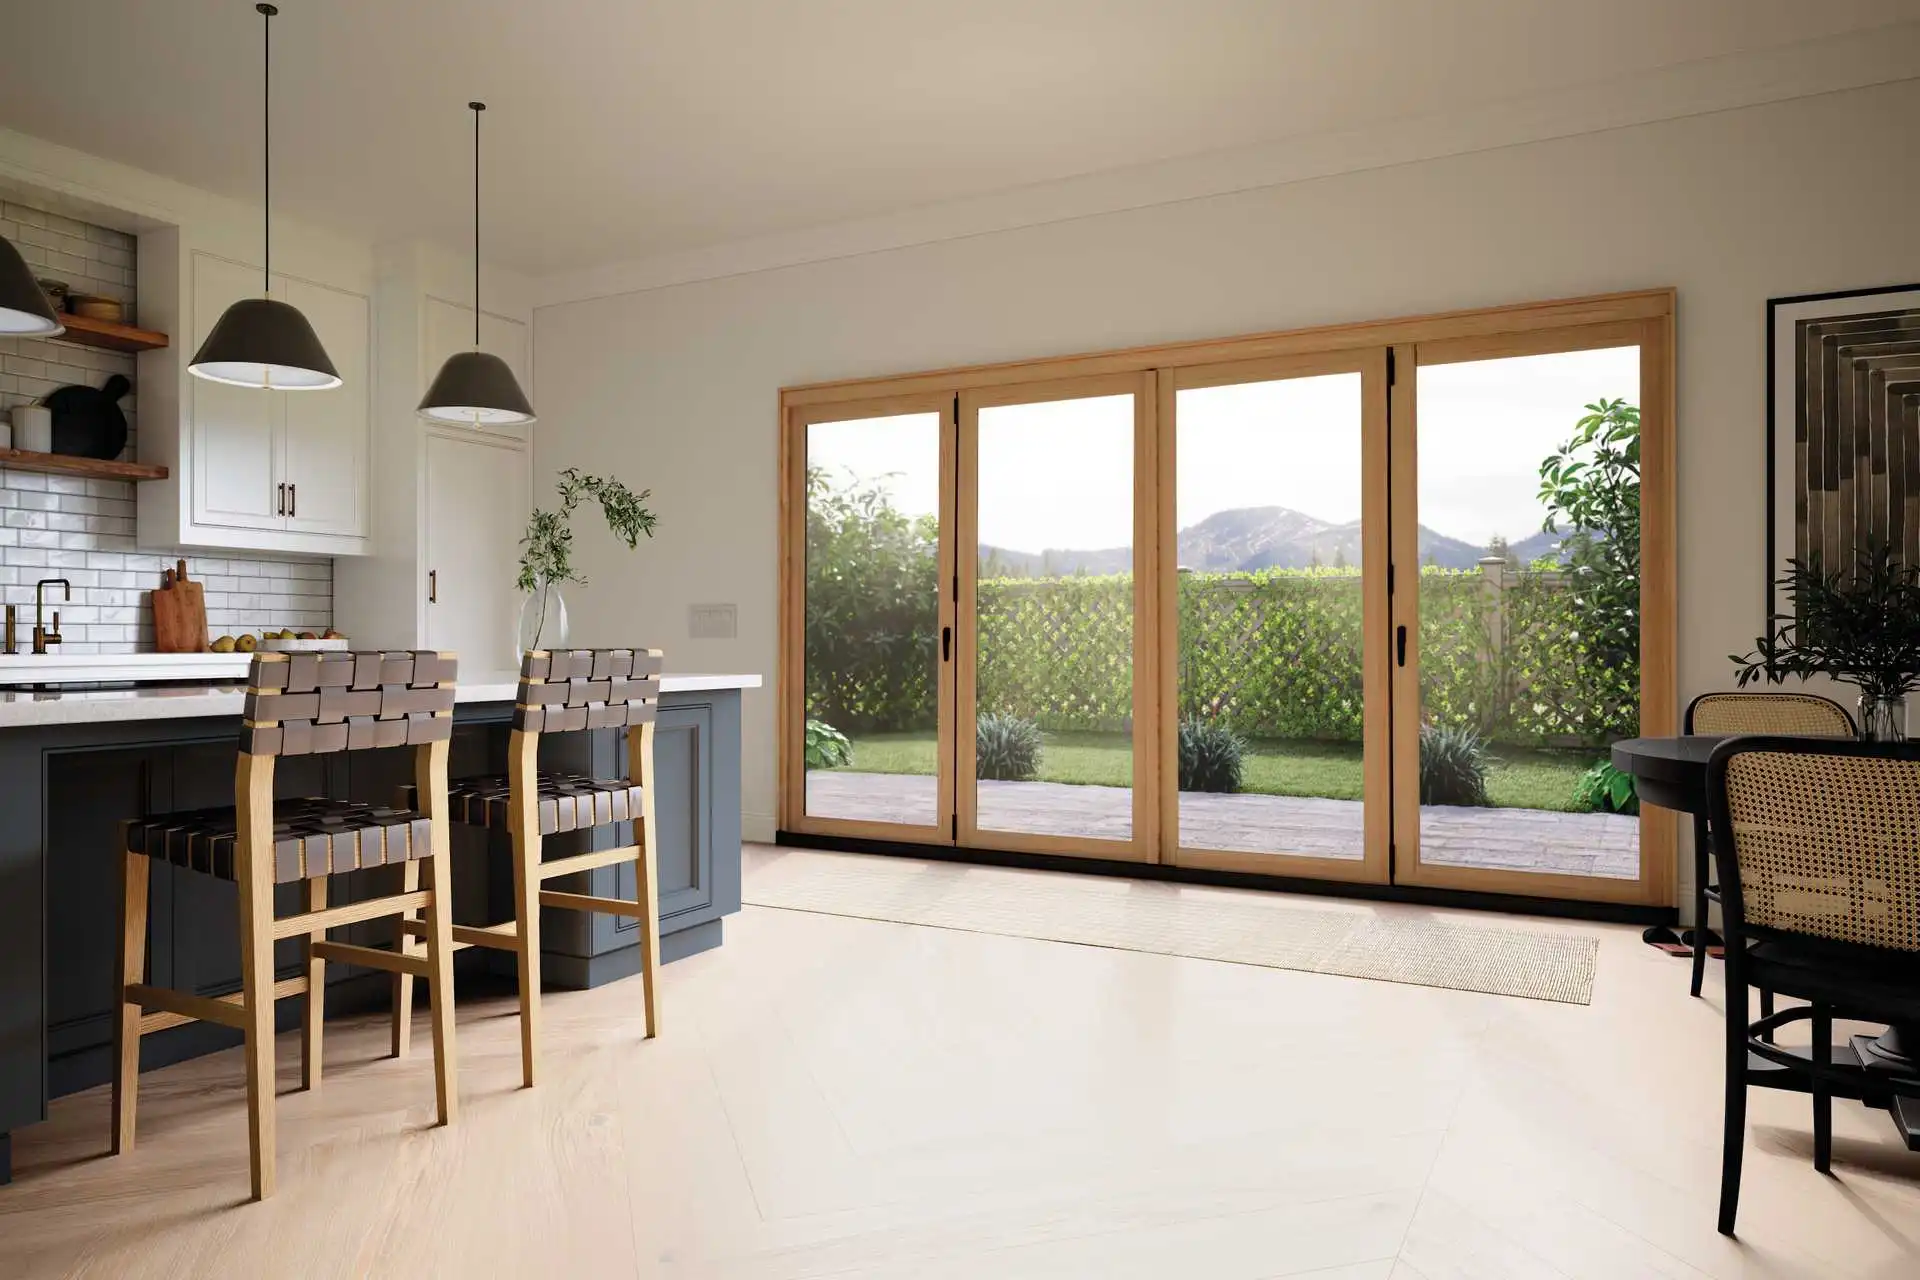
{"left": 190, "top": 254, "right": 282, "bottom": 530}
{"left": 424, "top": 431, "right": 528, "bottom": 676}
{"left": 282, "top": 278, "right": 369, "bottom": 538}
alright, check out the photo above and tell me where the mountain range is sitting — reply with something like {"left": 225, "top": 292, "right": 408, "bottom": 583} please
{"left": 979, "top": 505, "right": 1563, "bottom": 576}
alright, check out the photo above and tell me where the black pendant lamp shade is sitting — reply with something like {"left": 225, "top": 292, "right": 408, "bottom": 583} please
{"left": 0, "top": 235, "right": 64, "bottom": 336}
{"left": 188, "top": 4, "right": 339, "bottom": 392}
{"left": 420, "top": 350, "right": 534, "bottom": 424}
{"left": 189, "top": 296, "right": 339, "bottom": 389}
{"left": 419, "top": 102, "right": 535, "bottom": 426}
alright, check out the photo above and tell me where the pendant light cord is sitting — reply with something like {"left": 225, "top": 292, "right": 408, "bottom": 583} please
{"left": 259, "top": 3, "right": 275, "bottom": 293}
{"left": 472, "top": 102, "right": 484, "bottom": 347}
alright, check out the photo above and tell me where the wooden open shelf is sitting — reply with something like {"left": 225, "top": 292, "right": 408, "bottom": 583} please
{"left": 47, "top": 313, "right": 170, "bottom": 354}
{"left": 0, "top": 449, "right": 167, "bottom": 482}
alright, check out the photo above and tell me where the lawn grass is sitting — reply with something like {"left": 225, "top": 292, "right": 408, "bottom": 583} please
{"left": 830, "top": 731, "right": 1598, "bottom": 813}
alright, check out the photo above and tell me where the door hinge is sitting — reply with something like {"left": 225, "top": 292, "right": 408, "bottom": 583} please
{"left": 951, "top": 814, "right": 958, "bottom": 840}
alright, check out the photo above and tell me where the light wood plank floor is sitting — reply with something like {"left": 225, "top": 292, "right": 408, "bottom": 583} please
{"left": 2, "top": 845, "right": 1918, "bottom": 1277}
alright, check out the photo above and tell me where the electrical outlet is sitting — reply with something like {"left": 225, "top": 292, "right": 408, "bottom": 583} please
{"left": 689, "top": 603, "right": 737, "bottom": 640}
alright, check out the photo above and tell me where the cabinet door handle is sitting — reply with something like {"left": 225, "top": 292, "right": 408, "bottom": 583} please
{"left": 276, "top": 482, "right": 286, "bottom": 516}
{"left": 288, "top": 483, "right": 296, "bottom": 518}
{"left": 942, "top": 625, "right": 951, "bottom": 662}
{"left": 428, "top": 569, "right": 438, "bottom": 604}
{"left": 1396, "top": 624, "right": 1407, "bottom": 667}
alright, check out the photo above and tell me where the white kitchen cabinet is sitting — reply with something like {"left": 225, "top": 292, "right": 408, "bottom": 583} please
{"left": 189, "top": 253, "right": 283, "bottom": 530}
{"left": 138, "top": 243, "right": 372, "bottom": 555}
{"left": 424, "top": 429, "right": 529, "bottom": 675}
{"left": 280, "top": 277, "right": 369, "bottom": 538}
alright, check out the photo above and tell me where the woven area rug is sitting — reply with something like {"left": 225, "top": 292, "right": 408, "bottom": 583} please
{"left": 745, "top": 849, "right": 1598, "bottom": 1005}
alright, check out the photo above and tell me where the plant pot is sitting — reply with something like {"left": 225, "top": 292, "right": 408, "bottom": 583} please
{"left": 1856, "top": 692, "right": 1908, "bottom": 742}
{"left": 518, "top": 582, "right": 569, "bottom": 654}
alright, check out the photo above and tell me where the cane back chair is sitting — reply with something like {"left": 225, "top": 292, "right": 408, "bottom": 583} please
{"left": 1682, "top": 692, "right": 1854, "bottom": 1000}
{"left": 1707, "top": 736, "right": 1920, "bottom": 1236}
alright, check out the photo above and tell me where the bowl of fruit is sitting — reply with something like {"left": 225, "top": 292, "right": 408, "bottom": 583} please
{"left": 210, "top": 629, "right": 348, "bottom": 654}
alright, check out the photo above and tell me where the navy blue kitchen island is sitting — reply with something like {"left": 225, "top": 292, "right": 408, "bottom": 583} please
{"left": 0, "top": 671, "right": 756, "bottom": 1182}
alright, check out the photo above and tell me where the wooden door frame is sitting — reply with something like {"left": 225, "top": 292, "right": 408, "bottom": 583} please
{"left": 1156, "top": 348, "right": 1394, "bottom": 884}
{"left": 1390, "top": 315, "right": 1676, "bottom": 907}
{"left": 777, "top": 392, "right": 957, "bottom": 844}
{"left": 956, "top": 372, "right": 1160, "bottom": 863}
{"left": 778, "top": 287, "right": 1677, "bottom": 909}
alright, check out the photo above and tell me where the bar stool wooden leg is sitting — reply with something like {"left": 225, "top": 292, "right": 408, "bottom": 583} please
{"left": 111, "top": 846, "right": 150, "bottom": 1155}
{"left": 417, "top": 739, "right": 459, "bottom": 1126}
{"left": 236, "top": 753, "right": 278, "bottom": 1201}
{"left": 509, "top": 729, "right": 542, "bottom": 1088}
{"left": 390, "top": 858, "right": 421, "bottom": 1059}
{"left": 632, "top": 721, "right": 660, "bottom": 1038}
{"left": 301, "top": 877, "right": 327, "bottom": 1092}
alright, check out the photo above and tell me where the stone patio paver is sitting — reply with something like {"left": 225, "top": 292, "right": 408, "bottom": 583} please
{"left": 804, "top": 771, "right": 1639, "bottom": 879}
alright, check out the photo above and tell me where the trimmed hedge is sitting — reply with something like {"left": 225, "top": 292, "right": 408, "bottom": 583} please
{"left": 811, "top": 565, "right": 1636, "bottom": 748}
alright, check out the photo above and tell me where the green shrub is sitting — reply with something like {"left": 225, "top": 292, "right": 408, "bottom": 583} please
{"left": 976, "top": 713, "right": 1043, "bottom": 781}
{"left": 1420, "top": 722, "right": 1489, "bottom": 807}
{"left": 1572, "top": 759, "right": 1639, "bottom": 814}
{"left": 1178, "top": 717, "right": 1245, "bottom": 792}
{"left": 804, "top": 719, "right": 853, "bottom": 770}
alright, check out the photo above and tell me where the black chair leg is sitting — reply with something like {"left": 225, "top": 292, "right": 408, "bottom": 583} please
{"left": 1719, "top": 975, "right": 1748, "bottom": 1236}
{"left": 1691, "top": 812, "right": 1711, "bottom": 998}
{"left": 1812, "top": 1006, "right": 1832, "bottom": 1175}
{"left": 1759, "top": 988, "right": 1775, "bottom": 1044}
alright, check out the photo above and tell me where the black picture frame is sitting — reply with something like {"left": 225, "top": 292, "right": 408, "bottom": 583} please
{"left": 1764, "top": 282, "right": 1920, "bottom": 628}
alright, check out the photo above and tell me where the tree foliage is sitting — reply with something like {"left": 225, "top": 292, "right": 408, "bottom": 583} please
{"left": 1537, "top": 397, "right": 1640, "bottom": 680}
{"left": 805, "top": 467, "right": 941, "bottom": 733}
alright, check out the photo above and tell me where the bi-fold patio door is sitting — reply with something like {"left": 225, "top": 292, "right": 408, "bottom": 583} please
{"left": 783, "top": 376, "right": 1161, "bottom": 864}
{"left": 783, "top": 357, "right": 1391, "bottom": 877}
{"left": 781, "top": 295, "right": 1672, "bottom": 908}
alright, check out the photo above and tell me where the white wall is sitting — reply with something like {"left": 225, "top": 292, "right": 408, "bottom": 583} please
{"left": 531, "top": 78, "right": 1920, "bottom": 848}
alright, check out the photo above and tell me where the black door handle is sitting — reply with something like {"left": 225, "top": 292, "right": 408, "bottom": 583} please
{"left": 942, "top": 626, "right": 952, "bottom": 662}
{"left": 1396, "top": 624, "right": 1407, "bottom": 667}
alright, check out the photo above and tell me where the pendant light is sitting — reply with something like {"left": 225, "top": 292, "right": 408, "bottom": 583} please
{"left": 189, "top": 3, "right": 339, "bottom": 390}
{"left": 418, "top": 102, "right": 535, "bottom": 425}
{"left": 0, "top": 236, "right": 63, "bottom": 336}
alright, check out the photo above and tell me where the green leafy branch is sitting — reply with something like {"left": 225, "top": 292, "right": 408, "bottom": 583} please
{"left": 1732, "top": 543, "right": 1920, "bottom": 702}
{"left": 517, "top": 467, "right": 657, "bottom": 593}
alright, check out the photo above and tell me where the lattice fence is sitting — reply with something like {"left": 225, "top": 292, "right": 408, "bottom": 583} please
{"left": 809, "top": 565, "right": 1638, "bottom": 746}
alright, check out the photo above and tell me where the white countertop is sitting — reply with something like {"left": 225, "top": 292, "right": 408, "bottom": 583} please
{"left": 0, "top": 672, "right": 761, "bottom": 729}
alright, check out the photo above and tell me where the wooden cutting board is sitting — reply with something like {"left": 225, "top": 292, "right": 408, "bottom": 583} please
{"left": 152, "top": 559, "right": 208, "bottom": 654}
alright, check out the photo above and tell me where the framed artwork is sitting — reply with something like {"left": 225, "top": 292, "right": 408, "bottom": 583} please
{"left": 1768, "top": 283, "right": 1920, "bottom": 621}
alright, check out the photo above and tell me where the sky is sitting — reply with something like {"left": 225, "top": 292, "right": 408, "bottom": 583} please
{"left": 807, "top": 346, "right": 1640, "bottom": 552}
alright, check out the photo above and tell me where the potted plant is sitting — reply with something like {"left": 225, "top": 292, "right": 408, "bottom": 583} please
{"left": 1731, "top": 542, "right": 1920, "bottom": 740}
{"left": 516, "top": 467, "right": 657, "bottom": 651}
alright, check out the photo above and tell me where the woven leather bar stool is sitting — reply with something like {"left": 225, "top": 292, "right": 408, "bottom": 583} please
{"left": 394, "top": 647, "right": 662, "bottom": 1088}
{"left": 112, "top": 650, "right": 462, "bottom": 1201}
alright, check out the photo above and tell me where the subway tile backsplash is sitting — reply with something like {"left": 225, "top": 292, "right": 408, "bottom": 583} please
{"left": 0, "top": 200, "right": 331, "bottom": 652}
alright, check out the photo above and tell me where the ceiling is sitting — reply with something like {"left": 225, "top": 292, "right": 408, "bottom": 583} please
{"left": 3, "top": 0, "right": 1918, "bottom": 276}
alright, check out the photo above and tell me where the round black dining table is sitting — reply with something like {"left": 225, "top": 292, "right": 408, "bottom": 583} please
{"left": 1612, "top": 734, "right": 1920, "bottom": 1150}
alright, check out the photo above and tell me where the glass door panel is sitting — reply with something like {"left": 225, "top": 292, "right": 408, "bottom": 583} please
{"left": 796, "top": 404, "right": 954, "bottom": 839}
{"left": 1397, "top": 332, "right": 1655, "bottom": 901}
{"left": 959, "top": 376, "right": 1155, "bottom": 859}
{"left": 1164, "top": 353, "right": 1391, "bottom": 882}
